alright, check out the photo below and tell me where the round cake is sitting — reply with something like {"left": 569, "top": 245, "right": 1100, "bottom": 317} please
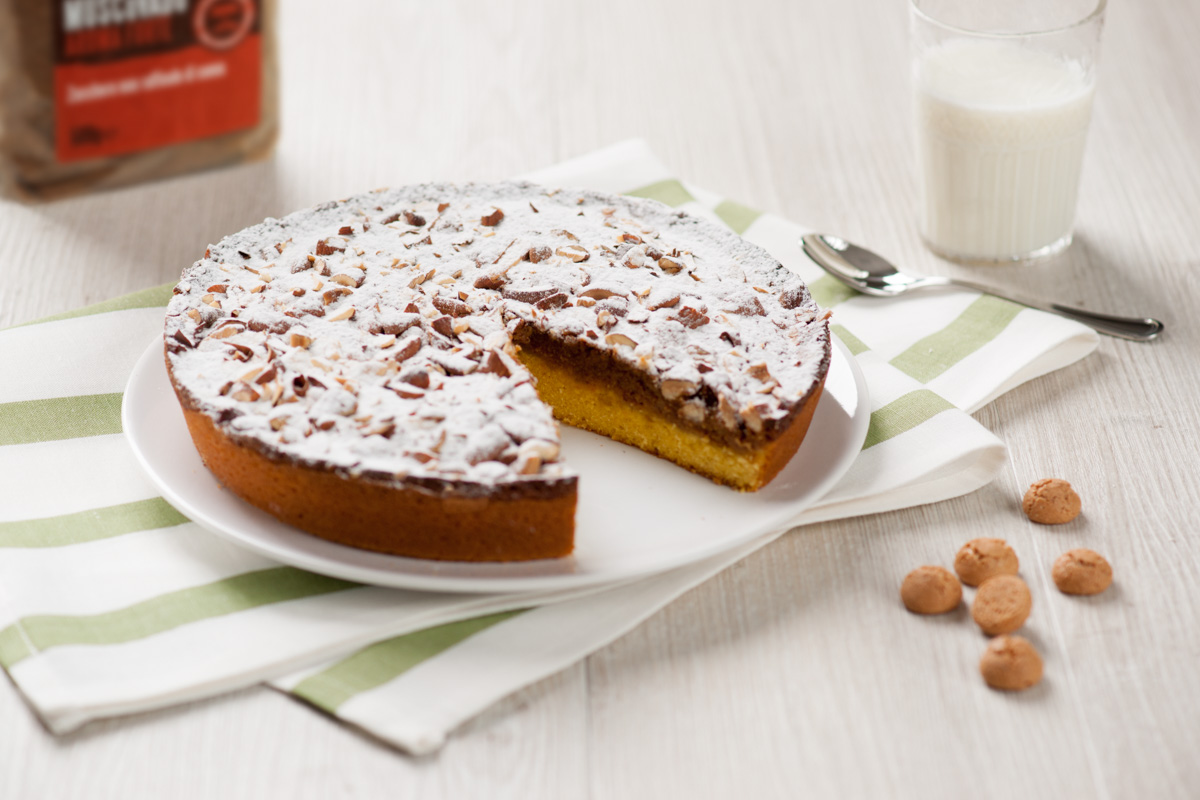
{"left": 164, "top": 182, "right": 831, "bottom": 561}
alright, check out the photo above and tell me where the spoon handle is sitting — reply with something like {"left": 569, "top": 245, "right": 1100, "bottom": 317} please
{"left": 937, "top": 277, "right": 1165, "bottom": 341}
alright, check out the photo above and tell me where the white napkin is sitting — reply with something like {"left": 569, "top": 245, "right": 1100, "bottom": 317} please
{"left": 0, "top": 140, "right": 1097, "bottom": 751}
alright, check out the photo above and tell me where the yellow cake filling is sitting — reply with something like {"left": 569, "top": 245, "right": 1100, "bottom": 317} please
{"left": 517, "top": 349, "right": 766, "bottom": 490}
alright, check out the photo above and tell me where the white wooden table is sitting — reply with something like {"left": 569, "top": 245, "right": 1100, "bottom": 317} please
{"left": 3, "top": 1, "right": 1198, "bottom": 797}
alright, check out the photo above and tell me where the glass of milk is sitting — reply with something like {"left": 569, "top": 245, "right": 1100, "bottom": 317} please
{"left": 911, "top": 0, "right": 1106, "bottom": 263}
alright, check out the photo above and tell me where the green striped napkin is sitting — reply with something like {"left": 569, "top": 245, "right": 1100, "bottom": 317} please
{"left": 0, "top": 140, "right": 1097, "bottom": 752}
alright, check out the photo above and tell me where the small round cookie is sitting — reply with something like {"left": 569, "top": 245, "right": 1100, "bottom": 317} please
{"left": 954, "top": 538, "right": 1020, "bottom": 587}
{"left": 901, "top": 566, "right": 962, "bottom": 615}
{"left": 971, "top": 574, "right": 1032, "bottom": 635}
{"left": 980, "top": 635, "right": 1043, "bottom": 691}
{"left": 1052, "top": 549, "right": 1113, "bottom": 595}
{"left": 1022, "top": 478, "right": 1082, "bottom": 524}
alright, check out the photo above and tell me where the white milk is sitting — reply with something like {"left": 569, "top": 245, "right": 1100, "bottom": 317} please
{"left": 914, "top": 39, "right": 1095, "bottom": 261}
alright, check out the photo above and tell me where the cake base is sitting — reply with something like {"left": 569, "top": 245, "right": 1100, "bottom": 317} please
{"left": 179, "top": 407, "right": 577, "bottom": 562}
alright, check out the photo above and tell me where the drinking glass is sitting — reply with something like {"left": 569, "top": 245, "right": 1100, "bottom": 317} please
{"left": 910, "top": 0, "right": 1106, "bottom": 263}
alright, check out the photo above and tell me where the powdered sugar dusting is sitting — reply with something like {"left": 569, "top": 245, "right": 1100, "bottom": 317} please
{"left": 165, "top": 182, "right": 830, "bottom": 489}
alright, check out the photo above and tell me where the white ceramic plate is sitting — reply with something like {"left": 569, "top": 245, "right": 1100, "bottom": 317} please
{"left": 123, "top": 338, "right": 868, "bottom": 593}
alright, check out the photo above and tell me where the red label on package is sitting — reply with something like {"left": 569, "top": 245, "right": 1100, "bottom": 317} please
{"left": 53, "top": 0, "right": 262, "bottom": 164}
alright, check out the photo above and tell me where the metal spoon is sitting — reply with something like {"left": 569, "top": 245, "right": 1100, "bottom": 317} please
{"left": 800, "top": 234, "right": 1164, "bottom": 341}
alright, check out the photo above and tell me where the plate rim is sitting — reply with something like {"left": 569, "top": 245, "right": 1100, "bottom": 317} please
{"left": 123, "top": 336, "right": 869, "bottom": 593}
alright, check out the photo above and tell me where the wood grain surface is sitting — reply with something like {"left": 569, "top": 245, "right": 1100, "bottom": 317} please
{"left": 2, "top": 0, "right": 1198, "bottom": 797}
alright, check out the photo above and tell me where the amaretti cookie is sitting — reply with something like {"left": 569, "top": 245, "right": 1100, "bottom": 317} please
{"left": 954, "top": 538, "right": 1019, "bottom": 587}
{"left": 1022, "top": 478, "right": 1082, "bottom": 524}
{"left": 971, "top": 575, "right": 1032, "bottom": 635}
{"left": 980, "top": 635, "right": 1043, "bottom": 691}
{"left": 900, "top": 566, "right": 962, "bottom": 614}
{"left": 1052, "top": 549, "right": 1113, "bottom": 595}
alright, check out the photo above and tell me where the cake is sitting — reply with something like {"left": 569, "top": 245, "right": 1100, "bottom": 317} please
{"left": 164, "top": 182, "right": 831, "bottom": 561}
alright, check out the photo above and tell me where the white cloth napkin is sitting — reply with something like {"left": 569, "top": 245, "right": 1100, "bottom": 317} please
{"left": 0, "top": 140, "right": 1097, "bottom": 752}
